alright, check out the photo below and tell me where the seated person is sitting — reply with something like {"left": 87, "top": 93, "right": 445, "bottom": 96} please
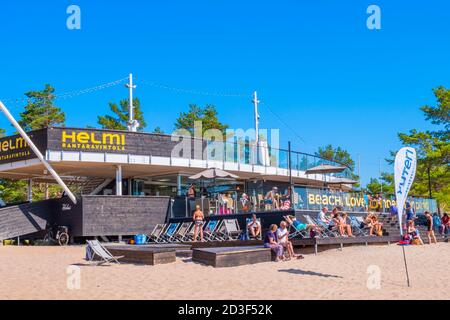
{"left": 264, "top": 224, "right": 284, "bottom": 262}
{"left": 370, "top": 214, "right": 383, "bottom": 236}
{"left": 317, "top": 207, "right": 331, "bottom": 227}
{"left": 277, "top": 221, "right": 303, "bottom": 259}
{"left": 284, "top": 215, "right": 319, "bottom": 237}
{"left": 407, "top": 220, "right": 424, "bottom": 245}
{"left": 340, "top": 213, "right": 354, "bottom": 237}
{"left": 247, "top": 214, "right": 261, "bottom": 239}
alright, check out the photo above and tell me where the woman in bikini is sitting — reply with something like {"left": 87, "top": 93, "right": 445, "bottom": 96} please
{"left": 192, "top": 205, "right": 205, "bottom": 242}
{"left": 424, "top": 211, "right": 437, "bottom": 244}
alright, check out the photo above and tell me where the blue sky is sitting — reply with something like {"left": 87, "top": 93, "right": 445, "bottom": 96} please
{"left": 0, "top": 0, "right": 449, "bottom": 186}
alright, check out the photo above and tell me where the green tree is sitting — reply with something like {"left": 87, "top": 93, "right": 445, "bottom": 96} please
{"left": 365, "top": 173, "right": 395, "bottom": 195}
{"left": 19, "top": 84, "right": 65, "bottom": 131}
{"left": 98, "top": 98, "right": 147, "bottom": 131}
{"left": 389, "top": 86, "right": 450, "bottom": 211}
{"left": 315, "top": 145, "right": 360, "bottom": 188}
{"left": 152, "top": 126, "right": 164, "bottom": 134}
{"left": 316, "top": 145, "right": 355, "bottom": 171}
{"left": 174, "top": 104, "right": 228, "bottom": 135}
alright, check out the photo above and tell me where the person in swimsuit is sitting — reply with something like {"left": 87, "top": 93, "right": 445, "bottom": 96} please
{"left": 424, "top": 211, "right": 437, "bottom": 244}
{"left": 192, "top": 205, "right": 204, "bottom": 242}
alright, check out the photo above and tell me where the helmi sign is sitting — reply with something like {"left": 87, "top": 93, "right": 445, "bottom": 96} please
{"left": 61, "top": 130, "right": 126, "bottom": 151}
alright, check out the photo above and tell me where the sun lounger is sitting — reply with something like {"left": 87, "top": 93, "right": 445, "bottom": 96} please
{"left": 203, "top": 220, "right": 223, "bottom": 241}
{"left": 304, "top": 215, "right": 331, "bottom": 238}
{"left": 147, "top": 224, "right": 166, "bottom": 243}
{"left": 86, "top": 240, "right": 124, "bottom": 265}
{"left": 219, "top": 219, "right": 241, "bottom": 240}
{"left": 160, "top": 223, "right": 180, "bottom": 243}
{"left": 288, "top": 220, "right": 309, "bottom": 239}
{"left": 173, "top": 222, "right": 192, "bottom": 242}
{"left": 349, "top": 215, "right": 368, "bottom": 236}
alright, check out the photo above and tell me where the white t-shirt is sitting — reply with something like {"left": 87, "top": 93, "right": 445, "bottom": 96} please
{"left": 247, "top": 220, "right": 261, "bottom": 229}
{"left": 277, "top": 228, "right": 288, "bottom": 243}
{"left": 318, "top": 210, "right": 329, "bottom": 224}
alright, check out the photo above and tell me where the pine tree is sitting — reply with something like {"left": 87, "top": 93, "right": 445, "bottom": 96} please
{"left": 19, "top": 84, "right": 65, "bottom": 131}
{"left": 97, "top": 98, "right": 146, "bottom": 131}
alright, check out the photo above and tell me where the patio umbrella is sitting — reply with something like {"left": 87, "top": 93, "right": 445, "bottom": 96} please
{"left": 327, "top": 177, "right": 359, "bottom": 185}
{"left": 189, "top": 168, "right": 239, "bottom": 180}
{"left": 305, "top": 164, "right": 347, "bottom": 175}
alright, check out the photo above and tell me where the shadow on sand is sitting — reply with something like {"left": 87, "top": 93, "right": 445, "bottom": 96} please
{"left": 278, "top": 268, "right": 342, "bottom": 278}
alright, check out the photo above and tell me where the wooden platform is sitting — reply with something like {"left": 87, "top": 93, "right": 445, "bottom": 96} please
{"left": 192, "top": 246, "right": 272, "bottom": 268}
{"left": 292, "top": 235, "right": 400, "bottom": 254}
{"left": 105, "top": 245, "right": 176, "bottom": 265}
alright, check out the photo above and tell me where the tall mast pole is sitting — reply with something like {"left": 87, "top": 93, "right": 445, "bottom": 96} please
{"left": 252, "top": 91, "right": 260, "bottom": 145}
{"left": 126, "top": 73, "right": 138, "bottom": 132}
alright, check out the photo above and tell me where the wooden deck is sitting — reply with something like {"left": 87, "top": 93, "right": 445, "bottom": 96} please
{"left": 192, "top": 246, "right": 272, "bottom": 268}
{"left": 105, "top": 245, "right": 177, "bottom": 265}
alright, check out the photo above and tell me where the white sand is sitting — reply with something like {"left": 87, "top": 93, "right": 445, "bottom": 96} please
{"left": 0, "top": 243, "right": 449, "bottom": 300}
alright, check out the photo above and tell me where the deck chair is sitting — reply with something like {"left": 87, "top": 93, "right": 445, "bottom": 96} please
{"left": 203, "top": 220, "right": 222, "bottom": 241}
{"left": 86, "top": 240, "right": 123, "bottom": 265}
{"left": 160, "top": 223, "right": 179, "bottom": 243}
{"left": 304, "top": 215, "right": 330, "bottom": 238}
{"left": 245, "top": 218, "right": 263, "bottom": 240}
{"left": 219, "top": 219, "right": 241, "bottom": 240}
{"left": 355, "top": 216, "right": 372, "bottom": 235}
{"left": 147, "top": 224, "right": 166, "bottom": 243}
{"left": 288, "top": 220, "right": 309, "bottom": 239}
{"left": 349, "top": 216, "right": 368, "bottom": 236}
{"left": 173, "top": 222, "right": 192, "bottom": 242}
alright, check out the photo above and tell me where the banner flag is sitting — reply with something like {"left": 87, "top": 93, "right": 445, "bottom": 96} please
{"left": 394, "top": 147, "right": 417, "bottom": 235}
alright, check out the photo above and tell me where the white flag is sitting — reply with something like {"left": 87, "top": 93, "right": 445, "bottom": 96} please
{"left": 394, "top": 147, "right": 417, "bottom": 235}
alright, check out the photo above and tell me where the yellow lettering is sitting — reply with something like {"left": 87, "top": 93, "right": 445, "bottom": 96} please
{"left": 62, "top": 131, "right": 76, "bottom": 143}
{"left": 77, "top": 132, "right": 90, "bottom": 144}
{"left": 91, "top": 133, "right": 101, "bottom": 144}
{"left": 103, "top": 133, "right": 121, "bottom": 145}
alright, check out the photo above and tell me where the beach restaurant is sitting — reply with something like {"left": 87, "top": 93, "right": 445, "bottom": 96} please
{"left": 0, "top": 126, "right": 437, "bottom": 242}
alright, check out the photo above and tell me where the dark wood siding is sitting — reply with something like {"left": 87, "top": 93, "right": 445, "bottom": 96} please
{"left": 80, "top": 196, "right": 171, "bottom": 236}
{"left": 0, "top": 199, "right": 56, "bottom": 240}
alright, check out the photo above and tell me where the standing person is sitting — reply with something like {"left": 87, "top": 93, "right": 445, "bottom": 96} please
{"left": 405, "top": 200, "right": 415, "bottom": 223}
{"left": 442, "top": 213, "right": 450, "bottom": 237}
{"left": 424, "top": 211, "right": 437, "bottom": 244}
{"left": 187, "top": 184, "right": 196, "bottom": 215}
{"left": 277, "top": 221, "right": 303, "bottom": 259}
{"left": 192, "top": 205, "right": 204, "bottom": 242}
{"left": 264, "top": 224, "right": 284, "bottom": 262}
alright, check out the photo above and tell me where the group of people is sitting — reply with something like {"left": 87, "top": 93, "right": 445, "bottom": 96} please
{"left": 404, "top": 211, "right": 448, "bottom": 245}
{"left": 317, "top": 207, "right": 356, "bottom": 237}
{"left": 262, "top": 220, "right": 304, "bottom": 262}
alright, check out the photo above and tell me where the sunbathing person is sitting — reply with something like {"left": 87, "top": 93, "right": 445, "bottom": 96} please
{"left": 247, "top": 214, "right": 261, "bottom": 239}
{"left": 283, "top": 215, "right": 319, "bottom": 237}
{"left": 277, "top": 221, "right": 303, "bottom": 260}
{"left": 340, "top": 213, "right": 354, "bottom": 237}
{"left": 331, "top": 212, "right": 345, "bottom": 236}
{"left": 370, "top": 214, "right": 383, "bottom": 236}
{"left": 264, "top": 224, "right": 284, "bottom": 262}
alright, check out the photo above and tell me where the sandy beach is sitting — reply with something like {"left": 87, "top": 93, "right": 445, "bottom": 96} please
{"left": 0, "top": 243, "right": 449, "bottom": 300}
